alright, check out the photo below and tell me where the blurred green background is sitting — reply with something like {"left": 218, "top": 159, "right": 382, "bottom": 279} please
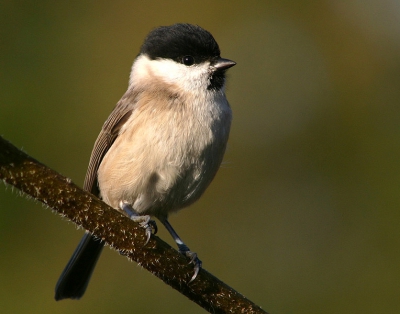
{"left": 1, "top": 1, "right": 400, "bottom": 313}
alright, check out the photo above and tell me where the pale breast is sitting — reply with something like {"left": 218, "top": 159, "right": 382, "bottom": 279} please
{"left": 97, "top": 88, "right": 231, "bottom": 219}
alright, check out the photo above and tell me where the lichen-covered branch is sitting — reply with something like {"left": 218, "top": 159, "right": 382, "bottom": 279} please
{"left": 0, "top": 136, "right": 267, "bottom": 314}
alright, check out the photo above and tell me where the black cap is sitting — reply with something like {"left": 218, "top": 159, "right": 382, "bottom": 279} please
{"left": 140, "top": 23, "right": 221, "bottom": 65}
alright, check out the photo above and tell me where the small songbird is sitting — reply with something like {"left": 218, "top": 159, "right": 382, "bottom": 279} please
{"left": 55, "top": 23, "right": 235, "bottom": 300}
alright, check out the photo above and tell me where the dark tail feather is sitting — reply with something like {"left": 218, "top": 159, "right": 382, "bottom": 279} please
{"left": 55, "top": 232, "right": 104, "bottom": 300}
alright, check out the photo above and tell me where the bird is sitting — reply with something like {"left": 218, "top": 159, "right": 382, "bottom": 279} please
{"left": 54, "top": 23, "right": 235, "bottom": 301}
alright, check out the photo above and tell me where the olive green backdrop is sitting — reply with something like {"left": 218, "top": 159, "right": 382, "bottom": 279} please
{"left": 1, "top": 1, "right": 400, "bottom": 313}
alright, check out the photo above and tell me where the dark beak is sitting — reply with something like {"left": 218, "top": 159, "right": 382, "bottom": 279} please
{"left": 213, "top": 58, "right": 236, "bottom": 71}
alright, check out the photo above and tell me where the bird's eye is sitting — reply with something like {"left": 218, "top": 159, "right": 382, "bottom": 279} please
{"left": 182, "top": 55, "right": 195, "bottom": 66}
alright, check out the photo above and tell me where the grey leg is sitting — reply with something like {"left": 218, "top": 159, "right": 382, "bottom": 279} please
{"left": 161, "top": 219, "right": 202, "bottom": 282}
{"left": 119, "top": 201, "right": 157, "bottom": 245}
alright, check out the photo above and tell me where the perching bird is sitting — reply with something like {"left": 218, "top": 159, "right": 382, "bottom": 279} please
{"left": 55, "top": 23, "right": 235, "bottom": 300}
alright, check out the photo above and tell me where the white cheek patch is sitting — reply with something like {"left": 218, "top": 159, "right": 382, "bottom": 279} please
{"left": 129, "top": 55, "right": 210, "bottom": 91}
{"left": 129, "top": 55, "right": 150, "bottom": 86}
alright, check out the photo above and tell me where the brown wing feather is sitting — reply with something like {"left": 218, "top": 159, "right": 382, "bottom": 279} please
{"left": 83, "top": 93, "right": 135, "bottom": 196}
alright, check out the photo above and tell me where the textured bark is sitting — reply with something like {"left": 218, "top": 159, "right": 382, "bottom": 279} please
{"left": 0, "top": 136, "right": 267, "bottom": 314}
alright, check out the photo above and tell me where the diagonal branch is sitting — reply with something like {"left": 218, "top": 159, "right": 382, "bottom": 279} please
{"left": 0, "top": 136, "right": 267, "bottom": 314}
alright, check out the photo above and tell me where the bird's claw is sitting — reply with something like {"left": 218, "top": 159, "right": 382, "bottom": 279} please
{"left": 148, "top": 219, "right": 158, "bottom": 234}
{"left": 141, "top": 219, "right": 157, "bottom": 245}
{"left": 179, "top": 248, "right": 202, "bottom": 283}
{"left": 119, "top": 201, "right": 157, "bottom": 245}
{"left": 133, "top": 216, "right": 157, "bottom": 245}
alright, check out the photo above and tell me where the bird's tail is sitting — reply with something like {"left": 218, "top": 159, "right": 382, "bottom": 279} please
{"left": 55, "top": 232, "right": 104, "bottom": 300}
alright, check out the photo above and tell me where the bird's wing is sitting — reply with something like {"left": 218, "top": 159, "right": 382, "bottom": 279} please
{"left": 83, "top": 91, "right": 137, "bottom": 196}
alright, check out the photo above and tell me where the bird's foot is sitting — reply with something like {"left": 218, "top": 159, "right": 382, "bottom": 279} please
{"left": 119, "top": 201, "right": 157, "bottom": 245}
{"left": 178, "top": 244, "right": 202, "bottom": 283}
